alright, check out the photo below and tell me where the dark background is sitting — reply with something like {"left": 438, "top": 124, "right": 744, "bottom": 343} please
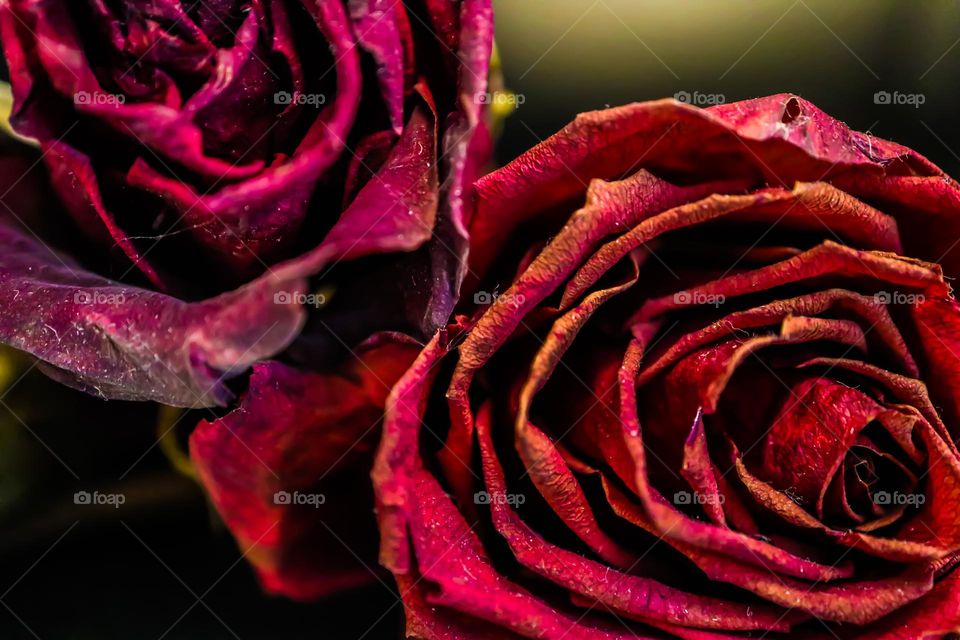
{"left": 495, "top": 0, "right": 960, "bottom": 176}
{"left": 2, "top": 1, "right": 960, "bottom": 638}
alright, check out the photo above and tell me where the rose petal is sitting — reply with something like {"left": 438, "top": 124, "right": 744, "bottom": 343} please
{"left": 604, "top": 479, "right": 935, "bottom": 625}
{"left": 760, "top": 377, "right": 882, "bottom": 508}
{"left": 402, "top": 468, "right": 656, "bottom": 639}
{"left": 636, "top": 241, "right": 946, "bottom": 320}
{"left": 0, "top": 222, "right": 306, "bottom": 406}
{"left": 470, "top": 94, "right": 945, "bottom": 283}
{"left": 395, "top": 572, "right": 517, "bottom": 640}
{"left": 616, "top": 338, "right": 855, "bottom": 581}
{"left": 680, "top": 409, "right": 726, "bottom": 525}
{"left": 505, "top": 255, "right": 640, "bottom": 567}
{"left": 563, "top": 182, "right": 903, "bottom": 307}
{"left": 45, "top": 140, "right": 164, "bottom": 288}
{"left": 419, "top": 0, "right": 494, "bottom": 331}
{"left": 190, "top": 340, "right": 418, "bottom": 599}
{"left": 637, "top": 289, "right": 919, "bottom": 387}
{"left": 798, "top": 357, "right": 952, "bottom": 450}
{"left": 911, "top": 296, "right": 960, "bottom": 441}
{"left": 834, "top": 172, "right": 960, "bottom": 278}
{"left": 349, "top": 0, "right": 406, "bottom": 134}
{"left": 475, "top": 402, "right": 790, "bottom": 633}
{"left": 732, "top": 453, "right": 945, "bottom": 563}
{"left": 124, "top": 0, "right": 363, "bottom": 271}
{"left": 849, "top": 560, "right": 960, "bottom": 639}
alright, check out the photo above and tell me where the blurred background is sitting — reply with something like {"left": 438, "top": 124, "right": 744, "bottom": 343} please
{"left": 495, "top": 0, "right": 960, "bottom": 175}
{"left": 3, "top": 1, "right": 960, "bottom": 638}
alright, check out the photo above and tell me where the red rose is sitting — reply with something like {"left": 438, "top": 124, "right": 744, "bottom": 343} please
{"left": 373, "top": 95, "right": 960, "bottom": 638}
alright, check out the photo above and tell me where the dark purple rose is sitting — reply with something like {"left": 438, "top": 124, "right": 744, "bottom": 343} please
{"left": 0, "top": 0, "right": 493, "bottom": 598}
{"left": 0, "top": 0, "right": 492, "bottom": 404}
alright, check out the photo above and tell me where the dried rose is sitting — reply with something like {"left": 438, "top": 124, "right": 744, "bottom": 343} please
{"left": 374, "top": 95, "right": 960, "bottom": 638}
{"left": 0, "top": 0, "right": 492, "bottom": 406}
{"left": 0, "top": 0, "right": 493, "bottom": 599}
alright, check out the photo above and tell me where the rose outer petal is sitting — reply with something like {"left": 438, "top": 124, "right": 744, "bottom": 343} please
{"left": 912, "top": 296, "right": 960, "bottom": 441}
{"left": 395, "top": 572, "right": 517, "bottom": 640}
{"left": 469, "top": 94, "right": 948, "bottom": 284}
{"left": 190, "top": 339, "right": 418, "bottom": 599}
{"left": 834, "top": 172, "right": 960, "bottom": 278}
{"left": 0, "top": 86, "right": 442, "bottom": 405}
{"left": 0, "top": 223, "right": 307, "bottom": 407}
